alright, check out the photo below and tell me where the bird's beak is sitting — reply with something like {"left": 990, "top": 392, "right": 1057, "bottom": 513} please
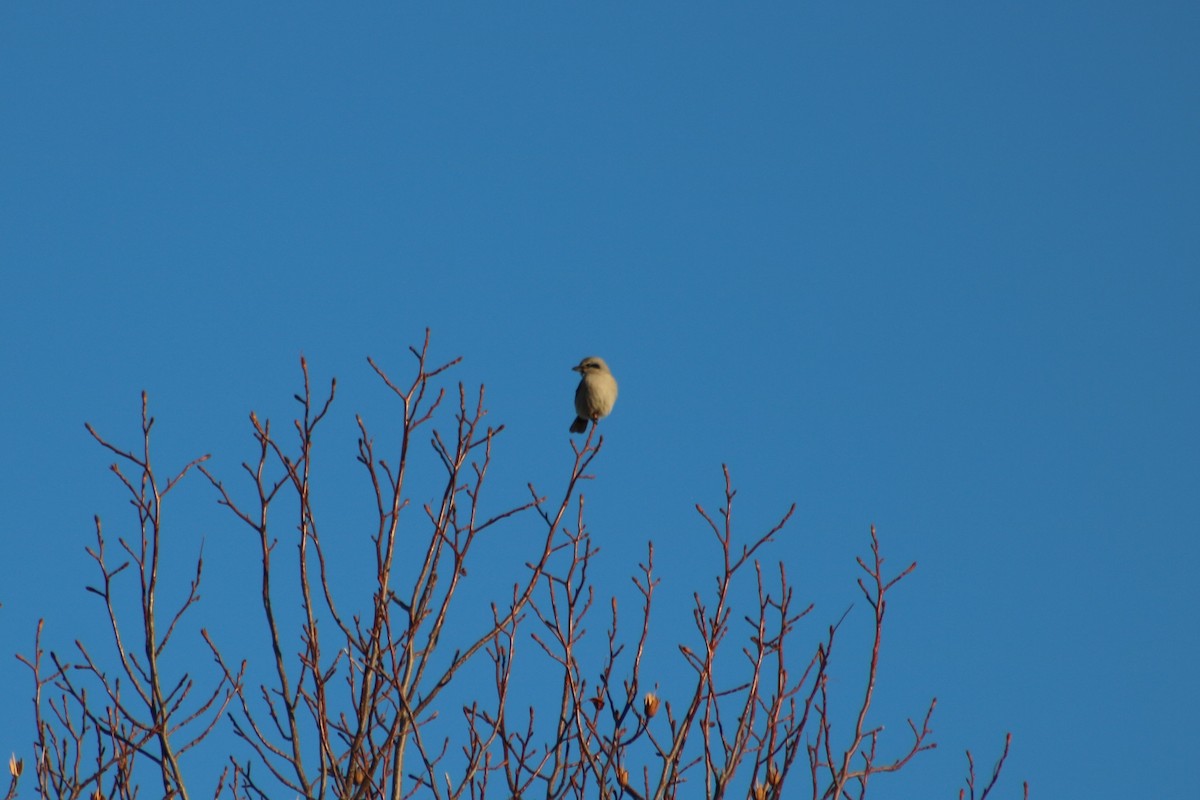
{"left": 571, "top": 365, "right": 583, "bottom": 373}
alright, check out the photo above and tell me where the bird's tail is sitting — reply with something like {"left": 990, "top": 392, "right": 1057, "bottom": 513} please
{"left": 569, "top": 417, "right": 588, "bottom": 434}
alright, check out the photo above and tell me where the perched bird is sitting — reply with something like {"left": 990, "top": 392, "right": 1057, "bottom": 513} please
{"left": 570, "top": 356, "right": 618, "bottom": 434}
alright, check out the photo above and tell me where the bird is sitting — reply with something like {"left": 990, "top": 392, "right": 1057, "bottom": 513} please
{"left": 570, "top": 356, "right": 618, "bottom": 434}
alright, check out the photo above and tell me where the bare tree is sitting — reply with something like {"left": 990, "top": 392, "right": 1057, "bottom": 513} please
{"left": 10, "top": 331, "right": 1025, "bottom": 800}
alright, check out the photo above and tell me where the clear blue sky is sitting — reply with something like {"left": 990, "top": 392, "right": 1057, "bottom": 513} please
{"left": 2, "top": 4, "right": 1197, "bottom": 797}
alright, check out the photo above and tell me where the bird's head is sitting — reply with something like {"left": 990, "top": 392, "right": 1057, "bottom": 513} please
{"left": 573, "top": 356, "right": 609, "bottom": 374}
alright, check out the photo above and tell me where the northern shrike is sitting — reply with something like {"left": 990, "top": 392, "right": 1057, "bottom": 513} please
{"left": 570, "top": 356, "right": 618, "bottom": 434}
